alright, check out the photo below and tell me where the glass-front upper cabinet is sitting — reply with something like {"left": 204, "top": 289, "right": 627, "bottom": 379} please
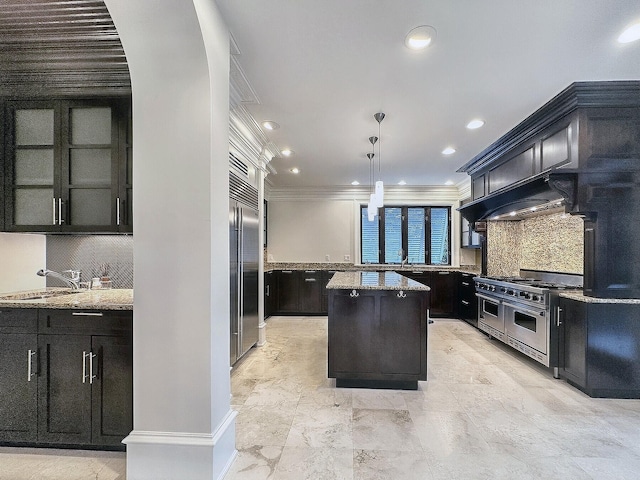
{"left": 4, "top": 98, "right": 132, "bottom": 233}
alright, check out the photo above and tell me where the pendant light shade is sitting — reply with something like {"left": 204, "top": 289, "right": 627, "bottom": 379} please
{"left": 374, "top": 180, "right": 384, "bottom": 208}
{"left": 367, "top": 193, "right": 377, "bottom": 221}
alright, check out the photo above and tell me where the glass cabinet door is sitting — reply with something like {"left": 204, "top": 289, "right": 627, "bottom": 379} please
{"left": 62, "top": 105, "right": 114, "bottom": 229}
{"left": 12, "top": 107, "right": 57, "bottom": 228}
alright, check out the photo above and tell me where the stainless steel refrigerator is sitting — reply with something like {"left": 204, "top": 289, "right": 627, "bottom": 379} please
{"left": 229, "top": 200, "right": 259, "bottom": 365}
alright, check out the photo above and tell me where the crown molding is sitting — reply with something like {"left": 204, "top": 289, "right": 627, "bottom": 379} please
{"left": 267, "top": 185, "right": 463, "bottom": 203}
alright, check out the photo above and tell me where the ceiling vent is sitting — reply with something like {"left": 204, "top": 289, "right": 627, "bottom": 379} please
{"left": 229, "top": 170, "right": 258, "bottom": 210}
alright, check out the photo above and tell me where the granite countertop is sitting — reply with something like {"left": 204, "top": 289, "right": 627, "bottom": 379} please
{"left": 559, "top": 291, "right": 640, "bottom": 304}
{"left": 265, "top": 262, "right": 480, "bottom": 275}
{"left": 327, "top": 271, "right": 431, "bottom": 291}
{"left": 0, "top": 288, "right": 133, "bottom": 310}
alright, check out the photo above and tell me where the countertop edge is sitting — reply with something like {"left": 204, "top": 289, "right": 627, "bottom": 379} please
{"left": 559, "top": 291, "right": 640, "bottom": 304}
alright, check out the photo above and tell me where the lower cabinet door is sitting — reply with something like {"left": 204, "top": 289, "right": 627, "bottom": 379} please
{"left": 379, "top": 294, "right": 424, "bottom": 375}
{"left": 37, "top": 334, "right": 92, "bottom": 445}
{"left": 0, "top": 333, "right": 38, "bottom": 442}
{"left": 91, "top": 335, "right": 133, "bottom": 446}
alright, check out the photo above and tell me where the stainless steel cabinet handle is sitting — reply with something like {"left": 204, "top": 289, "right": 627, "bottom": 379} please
{"left": 305, "top": 278, "right": 317, "bottom": 282}
{"left": 350, "top": 289, "right": 359, "bottom": 298}
{"left": 266, "top": 285, "right": 270, "bottom": 296}
{"left": 72, "top": 312, "right": 104, "bottom": 317}
{"left": 304, "top": 270, "right": 316, "bottom": 273}
{"left": 397, "top": 290, "right": 407, "bottom": 298}
{"left": 52, "top": 198, "right": 57, "bottom": 225}
{"left": 462, "top": 282, "right": 470, "bottom": 286}
{"left": 556, "top": 306, "right": 563, "bottom": 327}
{"left": 438, "top": 271, "right": 450, "bottom": 275}
{"left": 58, "top": 198, "right": 63, "bottom": 225}
{"left": 89, "top": 352, "right": 96, "bottom": 384}
{"left": 117, "top": 197, "right": 121, "bottom": 225}
{"left": 82, "top": 351, "right": 89, "bottom": 383}
{"left": 27, "top": 349, "right": 37, "bottom": 382}
{"left": 282, "top": 270, "right": 292, "bottom": 274}
{"left": 461, "top": 300, "right": 470, "bottom": 305}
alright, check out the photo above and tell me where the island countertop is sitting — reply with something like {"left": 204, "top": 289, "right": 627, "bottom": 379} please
{"left": 326, "top": 271, "right": 431, "bottom": 291}
{"left": 0, "top": 288, "right": 133, "bottom": 310}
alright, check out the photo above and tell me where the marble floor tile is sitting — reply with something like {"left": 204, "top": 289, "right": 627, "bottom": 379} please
{"left": 285, "top": 403, "right": 353, "bottom": 449}
{"left": 351, "top": 388, "right": 408, "bottom": 410}
{"left": 235, "top": 402, "right": 298, "bottom": 449}
{"left": 351, "top": 409, "right": 422, "bottom": 452}
{"left": 224, "top": 446, "right": 282, "bottom": 480}
{"left": 353, "top": 450, "right": 433, "bottom": 480}
{"left": 273, "top": 446, "right": 353, "bottom": 480}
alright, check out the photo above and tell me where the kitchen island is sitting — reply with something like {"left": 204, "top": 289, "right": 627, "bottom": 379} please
{"left": 0, "top": 288, "right": 133, "bottom": 450}
{"left": 326, "top": 271, "right": 430, "bottom": 390}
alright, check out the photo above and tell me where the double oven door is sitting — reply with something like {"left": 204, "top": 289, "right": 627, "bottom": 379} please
{"left": 476, "top": 293, "right": 504, "bottom": 334}
{"left": 503, "top": 300, "right": 548, "bottom": 354}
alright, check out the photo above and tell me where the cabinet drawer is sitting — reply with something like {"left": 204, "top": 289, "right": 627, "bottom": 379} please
{"left": 0, "top": 308, "right": 38, "bottom": 334}
{"left": 39, "top": 309, "right": 132, "bottom": 335}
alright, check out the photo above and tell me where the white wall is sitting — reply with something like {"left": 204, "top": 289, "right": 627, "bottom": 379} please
{"left": 0, "top": 233, "right": 46, "bottom": 293}
{"left": 266, "top": 186, "right": 473, "bottom": 267}
{"left": 268, "top": 200, "right": 353, "bottom": 262}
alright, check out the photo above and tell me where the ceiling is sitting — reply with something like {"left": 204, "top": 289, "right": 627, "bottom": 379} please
{"left": 0, "top": 0, "right": 129, "bottom": 97}
{"left": 216, "top": 0, "right": 640, "bottom": 189}
{"left": 2, "top": 1, "right": 639, "bottom": 191}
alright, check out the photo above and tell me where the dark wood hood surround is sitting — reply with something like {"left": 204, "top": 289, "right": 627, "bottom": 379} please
{"left": 458, "top": 81, "right": 640, "bottom": 299}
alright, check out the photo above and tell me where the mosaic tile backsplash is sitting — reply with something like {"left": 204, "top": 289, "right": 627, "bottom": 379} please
{"left": 488, "top": 212, "right": 583, "bottom": 277}
{"left": 46, "top": 235, "right": 133, "bottom": 288}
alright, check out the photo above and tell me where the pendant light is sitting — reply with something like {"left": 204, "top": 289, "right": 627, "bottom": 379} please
{"left": 374, "top": 112, "right": 385, "bottom": 208}
{"left": 366, "top": 140, "right": 377, "bottom": 221}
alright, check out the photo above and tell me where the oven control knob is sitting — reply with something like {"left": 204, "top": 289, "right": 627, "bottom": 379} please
{"left": 507, "top": 289, "right": 514, "bottom": 295}
{"left": 500, "top": 287, "right": 506, "bottom": 293}
{"left": 523, "top": 293, "right": 531, "bottom": 300}
{"left": 519, "top": 291, "right": 526, "bottom": 296}
{"left": 532, "top": 295, "right": 539, "bottom": 301}
{"left": 489, "top": 286, "right": 496, "bottom": 292}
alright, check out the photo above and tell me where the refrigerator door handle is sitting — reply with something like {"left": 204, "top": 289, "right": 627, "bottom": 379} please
{"left": 237, "top": 207, "right": 243, "bottom": 357}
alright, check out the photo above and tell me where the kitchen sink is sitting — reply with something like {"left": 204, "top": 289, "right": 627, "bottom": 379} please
{"left": 0, "top": 289, "right": 84, "bottom": 301}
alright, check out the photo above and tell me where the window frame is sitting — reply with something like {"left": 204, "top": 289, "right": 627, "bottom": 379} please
{"left": 360, "top": 205, "right": 451, "bottom": 266}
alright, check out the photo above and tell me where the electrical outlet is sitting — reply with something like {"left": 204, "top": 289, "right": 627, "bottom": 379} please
{"left": 325, "top": 254, "right": 330, "bottom": 261}
{"left": 344, "top": 254, "right": 350, "bottom": 261}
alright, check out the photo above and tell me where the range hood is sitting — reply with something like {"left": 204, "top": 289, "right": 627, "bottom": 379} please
{"left": 458, "top": 173, "right": 563, "bottom": 224}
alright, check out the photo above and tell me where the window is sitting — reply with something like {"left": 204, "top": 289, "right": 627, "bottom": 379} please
{"left": 361, "top": 206, "right": 451, "bottom": 265}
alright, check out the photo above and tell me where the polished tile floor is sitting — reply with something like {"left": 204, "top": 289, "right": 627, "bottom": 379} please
{"left": 226, "top": 316, "right": 640, "bottom": 480}
{"left": 3, "top": 316, "right": 640, "bottom": 479}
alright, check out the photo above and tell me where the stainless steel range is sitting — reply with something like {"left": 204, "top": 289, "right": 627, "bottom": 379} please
{"left": 474, "top": 269, "right": 582, "bottom": 377}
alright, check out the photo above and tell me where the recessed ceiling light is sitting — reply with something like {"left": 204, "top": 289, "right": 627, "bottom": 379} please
{"left": 442, "top": 147, "right": 456, "bottom": 155}
{"left": 398, "top": 180, "right": 407, "bottom": 185}
{"left": 281, "top": 149, "right": 294, "bottom": 157}
{"left": 405, "top": 25, "right": 437, "bottom": 50}
{"left": 444, "top": 180, "right": 454, "bottom": 186}
{"left": 466, "top": 119, "right": 485, "bottom": 130}
{"left": 290, "top": 167, "right": 300, "bottom": 174}
{"left": 351, "top": 180, "right": 360, "bottom": 186}
{"left": 618, "top": 22, "right": 640, "bottom": 44}
{"left": 262, "top": 121, "right": 280, "bottom": 131}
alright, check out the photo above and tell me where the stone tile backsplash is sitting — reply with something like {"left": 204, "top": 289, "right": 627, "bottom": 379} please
{"left": 46, "top": 235, "right": 133, "bottom": 288}
{"left": 488, "top": 212, "right": 583, "bottom": 277}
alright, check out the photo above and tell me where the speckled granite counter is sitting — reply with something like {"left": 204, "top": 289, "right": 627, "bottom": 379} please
{"left": 0, "top": 288, "right": 133, "bottom": 310}
{"left": 559, "top": 291, "right": 640, "bottom": 304}
{"left": 327, "top": 271, "right": 430, "bottom": 291}
{"left": 266, "top": 262, "right": 480, "bottom": 275}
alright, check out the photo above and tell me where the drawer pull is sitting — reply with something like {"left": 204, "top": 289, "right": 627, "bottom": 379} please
{"left": 438, "top": 271, "right": 450, "bottom": 275}
{"left": 282, "top": 270, "right": 293, "bottom": 274}
{"left": 461, "top": 300, "right": 470, "bottom": 305}
{"left": 305, "top": 278, "right": 317, "bottom": 282}
{"left": 27, "top": 349, "right": 37, "bottom": 382}
{"left": 304, "top": 270, "right": 316, "bottom": 273}
{"left": 462, "top": 282, "right": 470, "bottom": 286}
{"left": 350, "top": 289, "right": 359, "bottom": 298}
{"left": 397, "top": 290, "right": 407, "bottom": 298}
{"left": 72, "top": 312, "right": 103, "bottom": 317}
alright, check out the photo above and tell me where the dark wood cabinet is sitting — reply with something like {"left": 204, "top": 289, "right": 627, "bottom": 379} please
{"left": 558, "top": 297, "right": 640, "bottom": 398}
{"left": 264, "top": 271, "right": 276, "bottom": 318}
{"left": 321, "top": 270, "right": 337, "bottom": 314}
{"left": 299, "top": 270, "right": 322, "bottom": 313}
{"left": 0, "top": 309, "right": 39, "bottom": 443}
{"left": 0, "top": 308, "right": 132, "bottom": 449}
{"left": 276, "top": 270, "right": 300, "bottom": 313}
{"left": 328, "top": 288, "right": 428, "bottom": 388}
{"left": 429, "top": 271, "right": 458, "bottom": 317}
{"left": 458, "top": 272, "right": 478, "bottom": 327}
{"left": 3, "top": 98, "right": 132, "bottom": 233}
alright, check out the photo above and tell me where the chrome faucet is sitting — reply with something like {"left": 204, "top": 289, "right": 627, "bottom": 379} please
{"left": 401, "top": 256, "right": 408, "bottom": 268}
{"left": 37, "top": 269, "right": 81, "bottom": 290}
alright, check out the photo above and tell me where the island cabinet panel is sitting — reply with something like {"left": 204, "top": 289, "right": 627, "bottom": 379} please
{"left": 328, "top": 289, "right": 428, "bottom": 387}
